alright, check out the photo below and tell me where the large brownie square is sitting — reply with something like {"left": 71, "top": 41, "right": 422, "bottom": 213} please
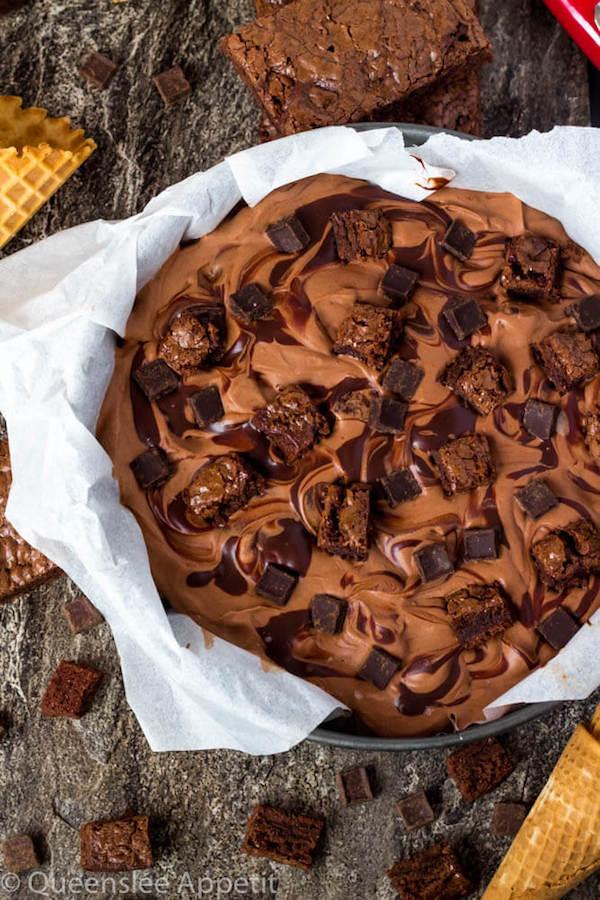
{"left": 501, "top": 233, "right": 561, "bottom": 301}
{"left": 333, "top": 302, "right": 398, "bottom": 371}
{"left": 317, "top": 482, "right": 370, "bottom": 561}
{"left": 330, "top": 209, "right": 392, "bottom": 261}
{"left": 440, "top": 346, "right": 512, "bottom": 416}
{"left": 446, "top": 582, "right": 513, "bottom": 649}
{"left": 41, "top": 660, "right": 103, "bottom": 718}
{"left": 251, "top": 384, "right": 329, "bottom": 463}
{"left": 241, "top": 804, "right": 323, "bottom": 869}
{"left": 432, "top": 434, "right": 495, "bottom": 495}
{"left": 182, "top": 454, "right": 264, "bottom": 527}
{"left": 532, "top": 330, "right": 599, "bottom": 394}
{"left": 387, "top": 841, "right": 471, "bottom": 900}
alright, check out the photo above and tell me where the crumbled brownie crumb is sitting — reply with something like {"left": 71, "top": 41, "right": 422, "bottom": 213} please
{"left": 432, "top": 434, "right": 495, "bottom": 494}
{"left": 241, "top": 804, "right": 323, "bottom": 870}
{"left": 583, "top": 409, "right": 600, "bottom": 458}
{"left": 317, "top": 482, "right": 370, "bottom": 561}
{"left": 330, "top": 208, "right": 392, "bottom": 262}
{"left": 333, "top": 302, "right": 399, "bottom": 371}
{"left": 446, "top": 582, "right": 513, "bottom": 649}
{"left": 531, "top": 330, "right": 599, "bottom": 394}
{"left": 501, "top": 233, "right": 561, "bottom": 301}
{"left": 1, "top": 834, "right": 39, "bottom": 873}
{"left": 440, "top": 346, "right": 512, "bottom": 415}
{"left": 252, "top": 385, "right": 330, "bottom": 462}
{"left": 80, "top": 815, "right": 153, "bottom": 872}
{"left": 41, "top": 660, "right": 103, "bottom": 718}
{"left": 183, "top": 454, "right": 265, "bottom": 527}
{"left": 446, "top": 738, "right": 513, "bottom": 803}
{"left": 387, "top": 841, "right": 472, "bottom": 900}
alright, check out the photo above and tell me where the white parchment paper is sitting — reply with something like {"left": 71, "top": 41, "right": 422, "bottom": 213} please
{"left": 0, "top": 124, "right": 599, "bottom": 752}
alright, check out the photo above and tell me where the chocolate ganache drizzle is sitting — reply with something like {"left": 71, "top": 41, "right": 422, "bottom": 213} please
{"left": 97, "top": 173, "right": 600, "bottom": 738}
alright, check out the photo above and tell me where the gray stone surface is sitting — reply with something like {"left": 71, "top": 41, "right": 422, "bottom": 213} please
{"left": 0, "top": 1, "right": 597, "bottom": 899}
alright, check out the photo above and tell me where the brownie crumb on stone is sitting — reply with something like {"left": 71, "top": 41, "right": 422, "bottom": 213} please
{"left": 1, "top": 834, "right": 39, "bottom": 873}
{"left": 333, "top": 302, "right": 399, "bottom": 371}
{"left": 432, "top": 433, "right": 495, "bottom": 494}
{"left": 446, "top": 582, "right": 513, "bottom": 649}
{"left": 387, "top": 841, "right": 472, "bottom": 900}
{"left": 252, "top": 384, "right": 329, "bottom": 463}
{"left": 183, "top": 454, "right": 265, "bottom": 527}
{"left": 446, "top": 737, "right": 513, "bottom": 803}
{"left": 80, "top": 814, "right": 153, "bottom": 871}
{"left": 330, "top": 208, "right": 392, "bottom": 262}
{"left": 41, "top": 660, "right": 103, "bottom": 718}
{"left": 317, "top": 482, "right": 370, "bottom": 561}
{"left": 241, "top": 804, "right": 323, "bottom": 870}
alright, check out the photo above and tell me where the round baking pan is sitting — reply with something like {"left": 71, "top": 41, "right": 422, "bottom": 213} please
{"left": 308, "top": 121, "right": 559, "bottom": 750}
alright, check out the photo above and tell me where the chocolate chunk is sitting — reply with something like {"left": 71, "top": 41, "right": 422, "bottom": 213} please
{"left": 331, "top": 387, "right": 379, "bottom": 423}
{"left": 336, "top": 766, "right": 374, "bottom": 805}
{"left": 266, "top": 214, "right": 310, "bottom": 253}
{"left": 532, "top": 330, "right": 599, "bottom": 394}
{"left": 443, "top": 298, "right": 487, "bottom": 340}
{"left": 583, "top": 409, "right": 600, "bottom": 458}
{"left": 522, "top": 398, "right": 557, "bottom": 441}
{"left": 241, "top": 804, "right": 324, "bottom": 870}
{"left": 255, "top": 562, "right": 298, "bottom": 606}
{"left": 41, "top": 660, "right": 103, "bottom": 718}
{"left": 382, "top": 358, "right": 424, "bottom": 400}
{"left": 80, "top": 815, "right": 153, "bottom": 872}
{"left": 568, "top": 294, "right": 600, "bottom": 332}
{"left": 310, "top": 593, "right": 347, "bottom": 634}
{"left": 501, "top": 233, "right": 561, "bottom": 301}
{"left": 189, "top": 385, "right": 225, "bottom": 428}
{"left": 78, "top": 51, "right": 118, "bottom": 89}
{"left": 491, "top": 802, "right": 527, "bottom": 838}
{"left": 358, "top": 646, "right": 401, "bottom": 689}
{"left": 183, "top": 453, "right": 264, "bottom": 527}
{"left": 515, "top": 479, "right": 558, "bottom": 519}
{"left": 415, "top": 542, "right": 454, "bottom": 583}
{"left": 446, "top": 738, "right": 513, "bottom": 803}
{"left": 369, "top": 395, "right": 407, "bottom": 434}
{"left": 251, "top": 384, "right": 329, "bottom": 462}
{"left": 387, "top": 841, "right": 472, "bottom": 900}
{"left": 377, "top": 468, "right": 422, "bottom": 506}
{"left": 130, "top": 447, "right": 170, "bottom": 490}
{"left": 396, "top": 790, "right": 435, "bottom": 831}
{"left": 463, "top": 527, "right": 498, "bottom": 560}
{"left": 153, "top": 65, "right": 191, "bottom": 106}
{"left": 381, "top": 263, "right": 419, "bottom": 305}
{"left": 230, "top": 283, "right": 273, "bottom": 323}
{"left": 333, "top": 301, "right": 399, "bottom": 371}
{"left": 536, "top": 606, "right": 580, "bottom": 649}
{"left": 1, "top": 835, "right": 39, "bottom": 873}
{"left": 330, "top": 208, "right": 392, "bottom": 262}
{"left": 441, "top": 218, "right": 476, "bottom": 261}
{"left": 446, "top": 582, "right": 513, "bottom": 649}
{"left": 432, "top": 433, "right": 495, "bottom": 495}
{"left": 63, "top": 596, "right": 104, "bottom": 634}
{"left": 133, "top": 358, "right": 179, "bottom": 401}
{"left": 158, "top": 307, "right": 223, "bottom": 373}
{"left": 317, "top": 482, "right": 370, "bottom": 561}
{"left": 440, "top": 346, "right": 512, "bottom": 416}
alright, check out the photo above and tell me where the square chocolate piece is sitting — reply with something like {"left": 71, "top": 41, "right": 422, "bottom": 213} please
{"left": 134, "top": 358, "right": 179, "bottom": 401}
{"left": 310, "top": 593, "right": 347, "bottom": 634}
{"left": 440, "top": 347, "right": 512, "bottom": 416}
{"left": 336, "top": 766, "right": 374, "bottom": 805}
{"left": 358, "top": 646, "right": 401, "bottom": 689}
{"left": 1, "top": 834, "right": 39, "bottom": 873}
{"left": 79, "top": 51, "right": 118, "bottom": 89}
{"left": 536, "top": 606, "right": 580, "bottom": 649}
{"left": 330, "top": 209, "right": 392, "bottom": 262}
{"left": 266, "top": 214, "right": 309, "bottom": 253}
{"left": 333, "top": 301, "right": 398, "bottom": 371}
{"left": 491, "top": 802, "right": 527, "bottom": 838}
{"left": 153, "top": 65, "right": 191, "bottom": 105}
{"left": 567, "top": 294, "right": 600, "bottom": 332}
{"left": 241, "top": 804, "right": 323, "bottom": 870}
{"left": 396, "top": 790, "right": 435, "bottom": 831}
{"left": 387, "top": 842, "right": 472, "bottom": 900}
{"left": 432, "top": 434, "right": 495, "bottom": 495}
{"left": 522, "top": 398, "right": 557, "bottom": 441}
{"left": 251, "top": 384, "right": 329, "bottom": 463}
{"left": 515, "top": 479, "right": 558, "bottom": 519}
{"left": 463, "top": 527, "right": 498, "bottom": 561}
{"left": 190, "top": 385, "right": 225, "bottom": 428}
{"left": 501, "top": 233, "right": 561, "bottom": 301}
{"left": 446, "top": 737, "right": 513, "bottom": 803}
{"left": 532, "top": 330, "right": 599, "bottom": 394}
{"left": 382, "top": 358, "right": 424, "bottom": 400}
{"left": 130, "top": 447, "right": 170, "bottom": 490}
{"left": 443, "top": 298, "right": 487, "bottom": 340}
{"left": 183, "top": 454, "right": 264, "bottom": 527}
{"left": 381, "top": 263, "right": 419, "bottom": 305}
{"left": 377, "top": 468, "right": 422, "bottom": 506}
{"left": 41, "top": 660, "right": 103, "bottom": 718}
{"left": 441, "top": 219, "right": 476, "bottom": 261}
{"left": 415, "top": 542, "right": 454, "bottom": 583}
{"left": 317, "top": 482, "right": 370, "bottom": 561}
{"left": 255, "top": 562, "right": 298, "bottom": 606}
{"left": 63, "top": 596, "right": 104, "bottom": 634}
{"left": 446, "top": 582, "right": 513, "bottom": 649}
{"left": 369, "top": 395, "right": 407, "bottom": 434}
{"left": 230, "top": 283, "right": 273, "bottom": 323}
{"left": 80, "top": 815, "right": 153, "bottom": 872}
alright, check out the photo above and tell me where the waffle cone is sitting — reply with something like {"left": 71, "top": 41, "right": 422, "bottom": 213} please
{"left": 0, "top": 96, "right": 96, "bottom": 250}
{"left": 482, "top": 711, "right": 600, "bottom": 899}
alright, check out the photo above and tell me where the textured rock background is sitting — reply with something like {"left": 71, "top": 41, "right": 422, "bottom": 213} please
{"left": 0, "top": 1, "right": 598, "bottom": 898}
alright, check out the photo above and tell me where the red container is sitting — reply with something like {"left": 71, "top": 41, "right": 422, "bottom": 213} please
{"left": 542, "top": 0, "right": 600, "bottom": 68}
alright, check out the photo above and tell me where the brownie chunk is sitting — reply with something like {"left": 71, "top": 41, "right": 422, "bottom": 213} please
{"left": 63, "top": 596, "right": 104, "bottom": 634}
{"left": 255, "top": 562, "right": 298, "bottom": 606}
{"left": 190, "top": 385, "right": 225, "bottom": 428}
{"left": 397, "top": 791, "right": 435, "bottom": 832}
{"left": 330, "top": 209, "right": 392, "bottom": 262}
{"left": 317, "top": 482, "right": 370, "bottom": 561}
{"left": 567, "top": 294, "right": 600, "bottom": 332}
{"left": 491, "top": 802, "right": 527, "bottom": 838}
{"left": 515, "top": 478, "right": 557, "bottom": 519}
{"left": 333, "top": 302, "right": 398, "bottom": 371}
{"left": 441, "top": 219, "right": 476, "bottom": 262}
{"left": 522, "top": 398, "right": 557, "bottom": 441}
{"left": 440, "top": 347, "right": 512, "bottom": 416}
{"left": 583, "top": 409, "right": 600, "bottom": 458}
{"left": 383, "top": 358, "right": 424, "bottom": 400}
{"left": 359, "top": 646, "right": 401, "bottom": 689}
{"left": 158, "top": 308, "right": 223, "bottom": 374}
{"left": 446, "top": 738, "right": 513, "bottom": 803}
{"left": 1, "top": 835, "right": 39, "bottom": 873}
{"left": 443, "top": 298, "right": 487, "bottom": 339}
{"left": 531, "top": 518, "right": 600, "bottom": 588}
{"left": 446, "top": 582, "right": 513, "bottom": 649}
{"left": 501, "top": 233, "right": 561, "bottom": 301}
{"left": 230, "top": 283, "right": 273, "bottom": 323}
{"left": 336, "top": 766, "right": 374, "bottom": 805}
{"left": 310, "top": 593, "right": 347, "bottom": 634}
{"left": 377, "top": 468, "right": 422, "bottom": 507}
{"left": 266, "top": 213, "right": 310, "bottom": 253}
{"left": 532, "top": 330, "right": 599, "bottom": 394}
{"left": 183, "top": 454, "right": 265, "bottom": 527}
{"left": 381, "top": 263, "right": 419, "bottom": 305}
{"left": 80, "top": 815, "right": 153, "bottom": 872}
{"left": 369, "top": 395, "right": 408, "bottom": 434}
{"left": 432, "top": 434, "right": 495, "bottom": 495}
{"left": 536, "top": 606, "right": 580, "bottom": 650}
{"left": 387, "top": 841, "right": 472, "bottom": 900}
{"left": 134, "top": 358, "right": 179, "bottom": 401}
{"left": 331, "top": 387, "right": 379, "bottom": 423}
{"left": 130, "top": 447, "right": 171, "bottom": 490}
{"left": 251, "top": 385, "right": 329, "bottom": 463}
{"left": 41, "top": 660, "right": 103, "bottom": 718}
{"left": 463, "top": 527, "right": 498, "bottom": 560}
{"left": 241, "top": 804, "right": 323, "bottom": 870}
{"left": 415, "top": 542, "right": 454, "bottom": 583}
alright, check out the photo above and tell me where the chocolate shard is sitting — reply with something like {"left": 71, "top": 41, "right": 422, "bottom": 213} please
{"left": 266, "top": 214, "right": 310, "bottom": 253}
{"left": 333, "top": 301, "right": 399, "bottom": 371}
{"left": 531, "top": 330, "right": 599, "bottom": 394}
{"left": 522, "top": 398, "right": 557, "bottom": 441}
{"left": 310, "top": 593, "right": 347, "bottom": 634}
{"left": 358, "top": 646, "right": 401, "bottom": 690}
{"left": 80, "top": 815, "right": 154, "bottom": 872}
{"left": 536, "top": 606, "right": 580, "bottom": 649}
{"left": 491, "top": 801, "right": 527, "bottom": 838}
{"left": 567, "top": 294, "right": 600, "bottom": 332}
{"left": 439, "top": 346, "right": 512, "bottom": 417}
{"left": 330, "top": 208, "right": 392, "bottom": 262}
{"left": 63, "top": 596, "right": 104, "bottom": 635}
{"left": 377, "top": 468, "right": 422, "bottom": 506}
{"left": 133, "top": 358, "right": 179, "bottom": 401}
{"left": 78, "top": 51, "right": 118, "bottom": 89}
{"left": 415, "top": 542, "right": 454, "bottom": 583}
{"left": 396, "top": 790, "right": 435, "bottom": 832}
{"left": 443, "top": 298, "right": 487, "bottom": 340}
{"left": 1, "top": 834, "right": 39, "bottom": 874}
{"left": 317, "top": 482, "right": 370, "bottom": 561}
{"left": 336, "top": 766, "right": 374, "bottom": 805}
{"left": 501, "top": 233, "right": 561, "bottom": 301}
{"left": 230, "top": 283, "right": 273, "bottom": 323}
{"left": 130, "top": 447, "right": 171, "bottom": 490}
{"left": 153, "top": 65, "right": 191, "bottom": 106}
{"left": 387, "top": 842, "right": 472, "bottom": 900}
{"left": 369, "top": 395, "right": 407, "bottom": 434}
{"left": 463, "top": 527, "right": 498, "bottom": 560}
{"left": 41, "top": 660, "right": 104, "bottom": 719}
{"left": 446, "top": 582, "right": 514, "bottom": 649}
{"left": 255, "top": 562, "right": 298, "bottom": 606}
{"left": 446, "top": 737, "right": 513, "bottom": 803}
{"left": 241, "top": 804, "right": 324, "bottom": 870}
{"left": 382, "top": 358, "right": 424, "bottom": 400}
{"left": 381, "top": 263, "right": 419, "bottom": 305}
{"left": 441, "top": 218, "right": 476, "bottom": 261}
{"left": 432, "top": 433, "right": 495, "bottom": 495}
{"left": 515, "top": 478, "right": 558, "bottom": 519}
{"left": 189, "top": 385, "right": 225, "bottom": 428}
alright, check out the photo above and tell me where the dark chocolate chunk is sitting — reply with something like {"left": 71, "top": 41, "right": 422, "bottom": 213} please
{"left": 377, "top": 468, "right": 422, "bottom": 506}
{"left": 78, "top": 51, "right": 118, "bottom": 89}
{"left": 415, "top": 542, "right": 454, "bottom": 583}
{"left": 515, "top": 479, "right": 558, "bottom": 519}
{"left": 443, "top": 298, "right": 487, "bottom": 341}
{"left": 369, "top": 395, "right": 407, "bottom": 434}
{"left": 183, "top": 453, "right": 264, "bottom": 527}
{"left": 491, "top": 802, "right": 527, "bottom": 838}
{"left": 358, "top": 646, "right": 401, "bottom": 690}
{"left": 133, "top": 358, "right": 179, "bottom": 401}
{"left": 441, "top": 218, "right": 476, "bottom": 261}
{"left": 568, "top": 294, "right": 600, "bottom": 332}
{"left": 251, "top": 384, "right": 329, "bottom": 462}
{"left": 501, "top": 233, "right": 561, "bottom": 301}
{"left": 531, "top": 330, "right": 599, "bottom": 394}
{"left": 153, "top": 65, "right": 191, "bottom": 106}
{"left": 381, "top": 263, "right": 419, "bottom": 305}
{"left": 255, "top": 562, "right": 298, "bottom": 606}
{"left": 317, "top": 482, "right": 370, "bottom": 561}
{"left": 536, "top": 606, "right": 580, "bottom": 649}
{"left": 63, "top": 596, "right": 104, "bottom": 634}
{"left": 330, "top": 208, "right": 392, "bottom": 262}
{"left": 432, "top": 433, "right": 495, "bottom": 495}
{"left": 463, "top": 528, "right": 498, "bottom": 561}
{"left": 387, "top": 842, "right": 472, "bottom": 900}
{"left": 446, "top": 582, "right": 514, "bottom": 649}
{"left": 336, "top": 766, "right": 374, "bottom": 805}
{"left": 230, "top": 283, "right": 273, "bottom": 323}
{"left": 266, "top": 214, "right": 310, "bottom": 253}
{"left": 382, "top": 358, "right": 424, "bottom": 400}
{"left": 241, "top": 804, "right": 324, "bottom": 870}
{"left": 130, "top": 447, "right": 171, "bottom": 490}
{"left": 333, "top": 301, "right": 399, "bottom": 371}
{"left": 396, "top": 791, "right": 435, "bottom": 831}
{"left": 1, "top": 834, "right": 39, "bottom": 873}
{"left": 80, "top": 815, "right": 154, "bottom": 872}
{"left": 189, "top": 385, "right": 225, "bottom": 428}
{"left": 310, "top": 593, "right": 347, "bottom": 634}
{"left": 41, "top": 660, "right": 103, "bottom": 718}
{"left": 440, "top": 346, "right": 512, "bottom": 416}
{"left": 522, "top": 398, "right": 557, "bottom": 441}
{"left": 446, "top": 737, "right": 514, "bottom": 803}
